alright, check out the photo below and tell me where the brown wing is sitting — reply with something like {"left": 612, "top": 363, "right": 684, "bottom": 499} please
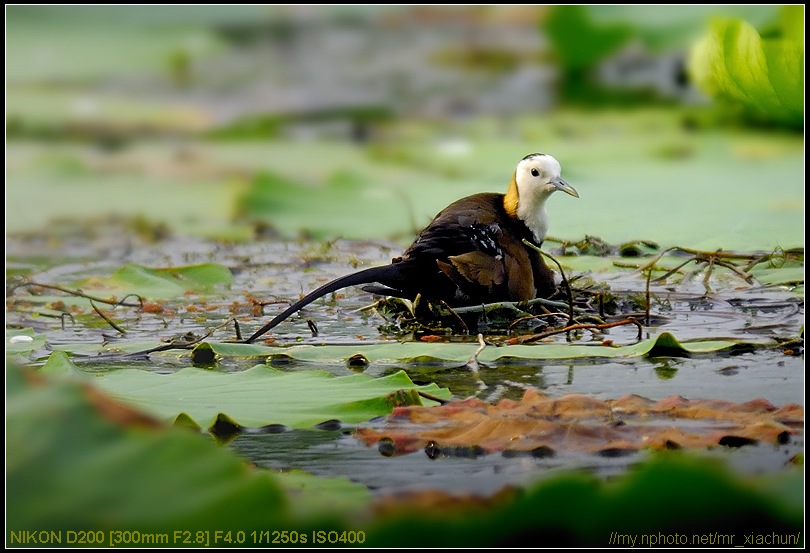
{"left": 386, "top": 193, "right": 555, "bottom": 304}
{"left": 437, "top": 251, "right": 506, "bottom": 294}
{"left": 501, "top": 247, "right": 535, "bottom": 301}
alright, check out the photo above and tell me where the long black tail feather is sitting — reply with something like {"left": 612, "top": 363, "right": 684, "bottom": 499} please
{"left": 245, "top": 264, "right": 405, "bottom": 343}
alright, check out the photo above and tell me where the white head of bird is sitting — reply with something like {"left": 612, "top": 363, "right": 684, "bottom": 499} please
{"left": 506, "top": 153, "right": 579, "bottom": 244}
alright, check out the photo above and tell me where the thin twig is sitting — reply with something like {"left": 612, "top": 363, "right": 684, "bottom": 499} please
{"left": 466, "top": 333, "right": 487, "bottom": 374}
{"left": 59, "top": 312, "right": 75, "bottom": 330}
{"left": 522, "top": 240, "right": 575, "bottom": 327}
{"left": 650, "top": 258, "right": 697, "bottom": 282}
{"left": 12, "top": 280, "right": 144, "bottom": 307}
{"left": 441, "top": 297, "right": 585, "bottom": 316}
{"left": 740, "top": 247, "right": 802, "bottom": 272}
{"left": 416, "top": 390, "right": 449, "bottom": 405}
{"left": 573, "top": 314, "right": 608, "bottom": 326}
{"left": 72, "top": 317, "right": 239, "bottom": 363}
{"left": 598, "top": 292, "right": 604, "bottom": 319}
{"left": 641, "top": 248, "right": 758, "bottom": 288}
{"left": 639, "top": 247, "right": 768, "bottom": 269}
{"left": 438, "top": 300, "right": 469, "bottom": 333}
{"left": 117, "top": 294, "right": 145, "bottom": 308}
{"left": 645, "top": 269, "right": 651, "bottom": 326}
{"left": 507, "top": 311, "right": 568, "bottom": 332}
{"left": 506, "top": 318, "right": 643, "bottom": 345}
{"left": 22, "top": 311, "right": 76, "bottom": 329}
{"left": 442, "top": 302, "right": 533, "bottom": 318}
{"left": 702, "top": 256, "right": 715, "bottom": 292}
{"left": 636, "top": 246, "right": 683, "bottom": 273}
{"left": 613, "top": 261, "right": 677, "bottom": 271}
{"left": 711, "top": 258, "right": 754, "bottom": 283}
{"left": 254, "top": 298, "right": 292, "bottom": 307}
{"left": 90, "top": 300, "right": 126, "bottom": 335}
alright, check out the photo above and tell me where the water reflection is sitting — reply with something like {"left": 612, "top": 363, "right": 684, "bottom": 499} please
{"left": 651, "top": 358, "right": 682, "bottom": 380}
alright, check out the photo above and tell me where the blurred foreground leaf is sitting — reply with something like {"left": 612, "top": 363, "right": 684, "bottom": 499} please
{"left": 7, "top": 364, "right": 291, "bottom": 534}
{"left": 365, "top": 454, "right": 803, "bottom": 547}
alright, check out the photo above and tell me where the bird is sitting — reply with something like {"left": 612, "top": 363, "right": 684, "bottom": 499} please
{"left": 245, "top": 153, "right": 578, "bottom": 343}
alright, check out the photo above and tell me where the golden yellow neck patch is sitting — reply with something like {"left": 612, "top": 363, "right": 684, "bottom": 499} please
{"left": 503, "top": 172, "right": 519, "bottom": 218}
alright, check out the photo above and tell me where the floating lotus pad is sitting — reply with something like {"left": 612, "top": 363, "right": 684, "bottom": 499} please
{"left": 189, "top": 332, "right": 773, "bottom": 365}
{"left": 39, "top": 351, "right": 451, "bottom": 430}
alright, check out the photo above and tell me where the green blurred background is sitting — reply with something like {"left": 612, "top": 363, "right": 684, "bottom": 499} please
{"left": 5, "top": 5, "right": 804, "bottom": 251}
{"left": 5, "top": 6, "right": 805, "bottom": 542}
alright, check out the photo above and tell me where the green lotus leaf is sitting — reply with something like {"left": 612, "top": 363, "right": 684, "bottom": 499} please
{"left": 748, "top": 266, "right": 804, "bottom": 286}
{"left": 255, "top": 332, "right": 765, "bottom": 366}
{"left": 77, "top": 263, "right": 234, "bottom": 299}
{"left": 39, "top": 351, "right": 450, "bottom": 429}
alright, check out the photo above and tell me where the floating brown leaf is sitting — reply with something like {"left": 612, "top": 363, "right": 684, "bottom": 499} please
{"left": 355, "top": 388, "right": 803, "bottom": 456}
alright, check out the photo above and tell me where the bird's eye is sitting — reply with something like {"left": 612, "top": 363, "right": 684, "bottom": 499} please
{"left": 530, "top": 168, "right": 539, "bottom": 177}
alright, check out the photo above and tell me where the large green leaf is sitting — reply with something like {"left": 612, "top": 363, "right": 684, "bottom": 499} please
{"left": 233, "top": 169, "right": 436, "bottom": 242}
{"left": 39, "top": 352, "right": 451, "bottom": 429}
{"left": 6, "top": 363, "right": 292, "bottom": 533}
{"left": 748, "top": 266, "right": 805, "bottom": 286}
{"left": 689, "top": 10, "right": 804, "bottom": 128}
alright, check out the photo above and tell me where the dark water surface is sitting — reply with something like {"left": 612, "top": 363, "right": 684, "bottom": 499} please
{"left": 7, "top": 233, "right": 804, "bottom": 496}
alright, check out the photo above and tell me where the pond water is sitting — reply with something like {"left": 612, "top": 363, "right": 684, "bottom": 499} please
{"left": 7, "top": 232, "right": 804, "bottom": 497}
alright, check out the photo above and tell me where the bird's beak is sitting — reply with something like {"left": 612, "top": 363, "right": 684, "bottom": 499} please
{"left": 552, "top": 177, "right": 579, "bottom": 198}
